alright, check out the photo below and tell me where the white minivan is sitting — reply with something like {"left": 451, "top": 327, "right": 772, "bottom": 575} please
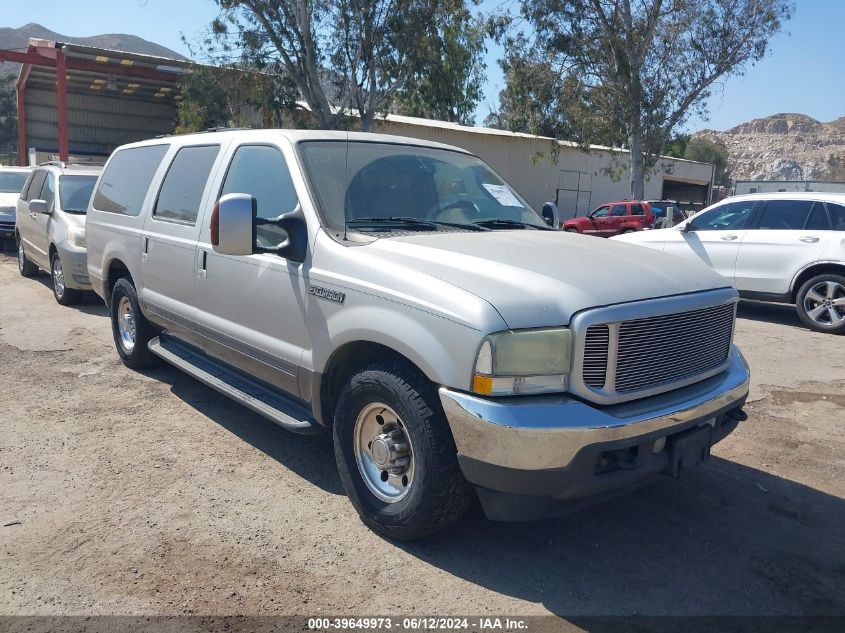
{"left": 613, "top": 193, "right": 845, "bottom": 333}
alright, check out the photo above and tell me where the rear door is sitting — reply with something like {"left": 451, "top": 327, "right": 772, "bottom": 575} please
{"left": 608, "top": 203, "right": 627, "bottom": 235}
{"left": 820, "top": 202, "right": 845, "bottom": 262}
{"left": 139, "top": 144, "right": 225, "bottom": 334}
{"left": 734, "top": 199, "right": 829, "bottom": 295}
{"left": 662, "top": 199, "right": 757, "bottom": 283}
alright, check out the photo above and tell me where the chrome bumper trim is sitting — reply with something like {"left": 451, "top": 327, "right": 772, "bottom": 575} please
{"left": 439, "top": 345, "right": 750, "bottom": 471}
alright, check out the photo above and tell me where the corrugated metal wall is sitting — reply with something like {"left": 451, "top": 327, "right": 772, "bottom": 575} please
{"left": 24, "top": 86, "right": 177, "bottom": 157}
{"left": 375, "top": 119, "right": 713, "bottom": 216}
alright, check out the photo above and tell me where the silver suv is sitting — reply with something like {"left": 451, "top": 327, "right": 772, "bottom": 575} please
{"left": 16, "top": 162, "right": 101, "bottom": 304}
{"left": 86, "top": 130, "right": 750, "bottom": 539}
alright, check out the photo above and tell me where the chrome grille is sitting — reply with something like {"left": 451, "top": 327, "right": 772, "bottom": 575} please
{"left": 581, "top": 301, "right": 735, "bottom": 396}
{"left": 583, "top": 324, "right": 609, "bottom": 388}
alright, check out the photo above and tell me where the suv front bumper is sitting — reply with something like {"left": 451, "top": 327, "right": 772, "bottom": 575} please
{"left": 439, "top": 346, "right": 750, "bottom": 520}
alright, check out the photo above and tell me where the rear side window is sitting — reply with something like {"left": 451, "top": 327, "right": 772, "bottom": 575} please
{"left": 219, "top": 145, "right": 299, "bottom": 249}
{"left": 631, "top": 204, "right": 645, "bottom": 216}
{"left": 756, "top": 200, "right": 815, "bottom": 230}
{"left": 827, "top": 203, "right": 845, "bottom": 231}
{"left": 804, "top": 202, "right": 830, "bottom": 230}
{"left": 93, "top": 144, "right": 169, "bottom": 216}
{"left": 154, "top": 145, "right": 220, "bottom": 225}
{"left": 25, "top": 171, "right": 46, "bottom": 202}
{"left": 610, "top": 204, "right": 626, "bottom": 216}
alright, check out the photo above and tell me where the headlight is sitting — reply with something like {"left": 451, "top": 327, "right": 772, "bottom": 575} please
{"left": 67, "top": 226, "right": 86, "bottom": 248}
{"left": 471, "top": 327, "right": 572, "bottom": 396}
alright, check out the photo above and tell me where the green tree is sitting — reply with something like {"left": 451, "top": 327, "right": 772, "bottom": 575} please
{"left": 684, "top": 136, "right": 731, "bottom": 188}
{"left": 0, "top": 74, "right": 18, "bottom": 164}
{"left": 493, "top": 0, "right": 791, "bottom": 198}
{"left": 203, "top": 0, "right": 486, "bottom": 131}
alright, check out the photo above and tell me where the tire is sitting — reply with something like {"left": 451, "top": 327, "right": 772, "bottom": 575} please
{"left": 622, "top": 228, "right": 636, "bottom": 234}
{"left": 795, "top": 274, "right": 845, "bottom": 334}
{"left": 17, "top": 240, "right": 38, "bottom": 277}
{"left": 51, "top": 252, "right": 81, "bottom": 305}
{"left": 333, "top": 360, "right": 473, "bottom": 540}
{"left": 565, "top": 228, "right": 579, "bottom": 233}
{"left": 110, "top": 277, "right": 161, "bottom": 368}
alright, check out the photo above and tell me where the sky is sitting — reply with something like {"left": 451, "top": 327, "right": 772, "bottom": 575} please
{"left": 3, "top": 0, "right": 844, "bottom": 131}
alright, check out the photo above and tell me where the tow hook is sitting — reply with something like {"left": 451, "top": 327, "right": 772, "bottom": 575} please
{"left": 727, "top": 408, "right": 748, "bottom": 422}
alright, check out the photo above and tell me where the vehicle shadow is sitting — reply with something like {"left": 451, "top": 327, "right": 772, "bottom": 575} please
{"left": 737, "top": 299, "right": 804, "bottom": 328}
{"left": 28, "top": 270, "right": 110, "bottom": 316}
{"left": 142, "top": 364, "right": 344, "bottom": 496}
{"left": 398, "top": 457, "right": 845, "bottom": 617}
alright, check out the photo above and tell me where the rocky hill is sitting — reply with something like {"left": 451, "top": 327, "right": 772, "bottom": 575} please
{"left": 695, "top": 113, "right": 845, "bottom": 182}
{"left": 0, "top": 23, "right": 187, "bottom": 75}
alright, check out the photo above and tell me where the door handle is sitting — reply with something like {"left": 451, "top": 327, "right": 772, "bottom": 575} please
{"left": 141, "top": 236, "right": 149, "bottom": 262}
{"left": 799, "top": 236, "right": 820, "bottom": 243}
{"left": 197, "top": 250, "right": 207, "bottom": 280}
{"left": 720, "top": 235, "right": 738, "bottom": 241}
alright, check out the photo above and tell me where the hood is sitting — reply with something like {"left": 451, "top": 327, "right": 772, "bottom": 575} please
{"left": 366, "top": 230, "right": 731, "bottom": 328}
{"left": 0, "top": 192, "right": 19, "bottom": 210}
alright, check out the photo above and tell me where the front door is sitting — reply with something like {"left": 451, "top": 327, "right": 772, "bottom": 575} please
{"left": 140, "top": 144, "right": 224, "bottom": 334}
{"left": 193, "top": 142, "right": 311, "bottom": 398}
{"left": 734, "top": 199, "right": 831, "bottom": 295}
{"left": 662, "top": 199, "right": 757, "bottom": 283}
{"left": 585, "top": 206, "right": 609, "bottom": 235}
{"left": 17, "top": 169, "right": 46, "bottom": 265}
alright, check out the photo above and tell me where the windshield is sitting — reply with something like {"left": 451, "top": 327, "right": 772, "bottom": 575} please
{"left": 0, "top": 171, "right": 29, "bottom": 193}
{"left": 59, "top": 175, "right": 98, "bottom": 213}
{"left": 298, "top": 141, "right": 547, "bottom": 235}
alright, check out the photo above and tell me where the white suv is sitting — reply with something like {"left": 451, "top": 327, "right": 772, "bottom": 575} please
{"left": 613, "top": 193, "right": 845, "bottom": 333}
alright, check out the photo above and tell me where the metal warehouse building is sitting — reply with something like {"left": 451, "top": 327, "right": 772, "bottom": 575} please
{"left": 1, "top": 37, "right": 715, "bottom": 216}
{"left": 0, "top": 38, "right": 188, "bottom": 166}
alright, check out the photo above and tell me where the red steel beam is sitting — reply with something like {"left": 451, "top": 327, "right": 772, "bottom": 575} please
{"left": 56, "top": 47, "right": 69, "bottom": 162}
{"left": 16, "top": 80, "right": 26, "bottom": 166}
{"left": 0, "top": 48, "right": 184, "bottom": 83}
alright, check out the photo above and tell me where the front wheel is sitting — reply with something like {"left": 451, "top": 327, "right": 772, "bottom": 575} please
{"left": 18, "top": 241, "right": 38, "bottom": 277}
{"left": 110, "top": 277, "right": 161, "bottom": 368}
{"left": 622, "top": 228, "right": 636, "bottom": 234}
{"left": 333, "top": 361, "right": 473, "bottom": 540}
{"left": 565, "top": 228, "right": 579, "bottom": 233}
{"left": 796, "top": 274, "right": 845, "bottom": 334}
{"left": 51, "top": 253, "right": 81, "bottom": 305}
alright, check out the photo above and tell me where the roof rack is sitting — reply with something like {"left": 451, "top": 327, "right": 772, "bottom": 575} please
{"left": 39, "top": 160, "right": 66, "bottom": 168}
{"left": 206, "top": 126, "right": 253, "bottom": 133}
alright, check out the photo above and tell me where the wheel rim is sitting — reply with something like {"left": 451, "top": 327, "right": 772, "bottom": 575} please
{"left": 18, "top": 243, "right": 25, "bottom": 270}
{"left": 353, "top": 402, "right": 415, "bottom": 503}
{"left": 803, "top": 280, "right": 845, "bottom": 327}
{"left": 117, "top": 296, "right": 136, "bottom": 353}
{"left": 52, "top": 257, "right": 65, "bottom": 298}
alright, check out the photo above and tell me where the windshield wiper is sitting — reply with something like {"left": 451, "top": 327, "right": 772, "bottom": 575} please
{"left": 347, "top": 216, "right": 488, "bottom": 232}
{"left": 472, "top": 219, "right": 551, "bottom": 230}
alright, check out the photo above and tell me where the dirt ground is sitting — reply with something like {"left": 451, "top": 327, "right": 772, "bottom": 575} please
{"left": 1, "top": 248, "right": 844, "bottom": 621}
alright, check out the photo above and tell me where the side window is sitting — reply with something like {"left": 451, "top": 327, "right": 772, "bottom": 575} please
{"left": 220, "top": 145, "right": 299, "bottom": 249}
{"left": 40, "top": 173, "right": 56, "bottom": 211}
{"left": 804, "top": 202, "right": 830, "bottom": 230}
{"left": 827, "top": 203, "right": 845, "bottom": 231}
{"left": 154, "top": 145, "right": 220, "bottom": 225}
{"left": 690, "top": 201, "right": 754, "bottom": 231}
{"left": 631, "top": 203, "right": 645, "bottom": 216}
{"left": 610, "top": 204, "right": 626, "bottom": 217}
{"left": 26, "top": 171, "right": 46, "bottom": 202}
{"left": 93, "top": 144, "right": 169, "bottom": 216}
{"left": 757, "top": 200, "right": 814, "bottom": 230}
{"left": 592, "top": 206, "right": 609, "bottom": 218}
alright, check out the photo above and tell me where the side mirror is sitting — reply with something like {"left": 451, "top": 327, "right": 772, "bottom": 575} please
{"left": 211, "top": 193, "right": 308, "bottom": 263}
{"left": 541, "top": 202, "right": 560, "bottom": 229}
{"left": 682, "top": 221, "right": 695, "bottom": 233}
{"left": 29, "top": 199, "right": 48, "bottom": 214}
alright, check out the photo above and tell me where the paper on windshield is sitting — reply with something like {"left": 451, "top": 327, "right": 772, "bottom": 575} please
{"left": 482, "top": 183, "right": 523, "bottom": 207}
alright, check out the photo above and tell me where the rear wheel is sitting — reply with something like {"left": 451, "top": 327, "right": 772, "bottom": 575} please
{"left": 796, "top": 274, "right": 845, "bottom": 334}
{"left": 565, "top": 228, "right": 579, "bottom": 233}
{"left": 622, "top": 228, "right": 636, "bottom": 234}
{"left": 333, "top": 360, "right": 473, "bottom": 540}
{"left": 110, "top": 277, "right": 161, "bottom": 368}
{"left": 17, "top": 240, "right": 38, "bottom": 277}
{"left": 51, "top": 252, "right": 81, "bottom": 305}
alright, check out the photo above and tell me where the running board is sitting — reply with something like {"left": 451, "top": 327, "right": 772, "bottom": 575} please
{"left": 148, "top": 334, "right": 319, "bottom": 434}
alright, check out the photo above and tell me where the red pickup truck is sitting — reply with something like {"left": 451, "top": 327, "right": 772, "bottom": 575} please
{"left": 561, "top": 201, "right": 654, "bottom": 236}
